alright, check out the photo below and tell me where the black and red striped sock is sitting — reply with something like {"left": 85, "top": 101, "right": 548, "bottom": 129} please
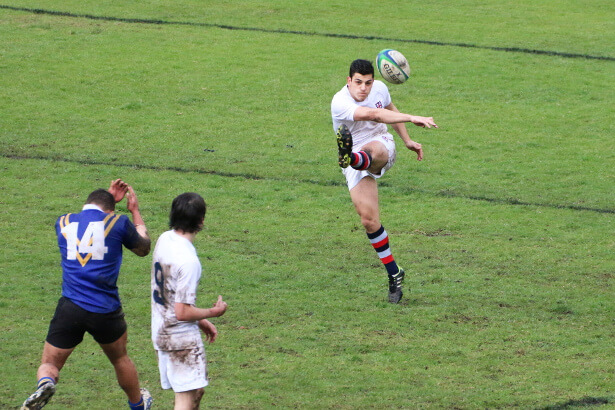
{"left": 350, "top": 151, "right": 371, "bottom": 171}
{"left": 367, "top": 225, "right": 399, "bottom": 275}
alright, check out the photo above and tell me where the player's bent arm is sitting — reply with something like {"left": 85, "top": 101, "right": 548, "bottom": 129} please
{"left": 129, "top": 218, "right": 151, "bottom": 257}
{"left": 108, "top": 179, "right": 129, "bottom": 203}
{"left": 129, "top": 235, "right": 151, "bottom": 257}
{"left": 175, "top": 297, "right": 227, "bottom": 322}
{"left": 390, "top": 122, "right": 413, "bottom": 147}
{"left": 198, "top": 319, "right": 218, "bottom": 343}
{"left": 126, "top": 185, "right": 151, "bottom": 256}
{"left": 384, "top": 103, "right": 413, "bottom": 145}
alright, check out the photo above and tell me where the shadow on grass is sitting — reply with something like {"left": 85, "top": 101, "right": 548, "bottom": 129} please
{"left": 539, "top": 396, "right": 610, "bottom": 409}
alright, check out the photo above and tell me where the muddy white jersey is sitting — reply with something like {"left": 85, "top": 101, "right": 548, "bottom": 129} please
{"left": 151, "top": 230, "right": 203, "bottom": 351}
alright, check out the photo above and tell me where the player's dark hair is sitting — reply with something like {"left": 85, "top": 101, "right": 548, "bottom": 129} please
{"left": 169, "top": 192, "right": 206, "bottom": 233}
{"left": 86, "top": 189, "right": 115, "bottom": 211}
{"left": 349, "top": 59, "right": 374, "bottom": 78}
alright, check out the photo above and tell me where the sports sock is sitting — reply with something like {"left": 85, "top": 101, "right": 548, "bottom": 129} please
{"left": 37, "top": 377, "right": 55, "bottom": 388}
{"left": 367, "top": 225, "right": 400, "bottom": 275}
{"left": 350, "top": 151, "right": 371, "bottom": 171}
{"left": 128, "top": 396, "right": 144, "bottom": 410}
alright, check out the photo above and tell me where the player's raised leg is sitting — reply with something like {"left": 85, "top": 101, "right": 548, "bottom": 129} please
{"left": 359, "top": 140, "right": 389, "bottom": 175}
{"left": 337, "top": 124, "right": 377, "bottom": 171}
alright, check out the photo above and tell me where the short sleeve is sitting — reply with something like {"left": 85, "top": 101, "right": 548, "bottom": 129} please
{"left": 374, "top": 80, "right": 392, "bottom": 107}
{"left": 119, "top": 216, "right": 141, "bottom": 250}
{"left": 383, "top": 89, "right": 392, "bottom": 107}
{"left": 174, "top": 259, "right": 201, "bottom": 305}
{"left": 331, "top": 93, "right": 358, "bottom": 122}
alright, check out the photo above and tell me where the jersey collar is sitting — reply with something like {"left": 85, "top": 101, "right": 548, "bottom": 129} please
{"left": 82, "top": 204, "right": 105, "bottom": 212}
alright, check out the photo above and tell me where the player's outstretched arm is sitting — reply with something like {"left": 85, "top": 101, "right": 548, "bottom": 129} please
{"left": 408, "top": 115, "right": 437, "bottom": 128}
{"left": 386, "top": 102, "right": 438, "bottom": 128}
{"left": 126, "top": 185, "right": 151, "bottom": 256}
{"left": 353, "top": 105, "right": 438, "bottom": 128}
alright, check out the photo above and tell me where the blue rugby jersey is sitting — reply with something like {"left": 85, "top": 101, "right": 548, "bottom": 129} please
{"left": 55, "top": 204, "right": 141, "bottom": 313}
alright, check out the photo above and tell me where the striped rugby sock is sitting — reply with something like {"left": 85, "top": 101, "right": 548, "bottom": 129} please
{"left": 367, "top": 225, "right": 399, "bottom": 275}
{"left": 350, "top": 151, "right": 371, "bottom": 171}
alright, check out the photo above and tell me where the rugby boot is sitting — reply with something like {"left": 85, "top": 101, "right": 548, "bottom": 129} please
{"left": 21, "top": 381, "right": 55, "bottom": 410}
{"left": 388, "top": 267, "right": 405, "bottom": 304}
{"left": 141, "top": 388, "right": 153, "bottom": 410}
{"left": 336, "top": 124, "right": 353, "bottom": 168}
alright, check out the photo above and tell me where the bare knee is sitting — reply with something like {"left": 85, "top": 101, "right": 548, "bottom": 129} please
{"left": 360, "top": 214, "right": 380, "bottom": 233}
{"left": 363, "top": 144, "right": 388, "bottom": 170}
{"left": 364, "top": 151, "right": 387, "bottom": 173}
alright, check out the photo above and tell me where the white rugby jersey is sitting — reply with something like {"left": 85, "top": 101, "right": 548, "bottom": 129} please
{"left": 331, "top": 79, "right": 392, "bottom": 148}
{"left": 151, "top": 230, "right": 203, "bottom": 351}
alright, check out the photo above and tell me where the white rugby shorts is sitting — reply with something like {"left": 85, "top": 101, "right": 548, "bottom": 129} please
{"left": 157, "top": 345, "right": 208, "bottom": 392}
{"left": 342, "top": 133, "right": 397, "bottom": 191}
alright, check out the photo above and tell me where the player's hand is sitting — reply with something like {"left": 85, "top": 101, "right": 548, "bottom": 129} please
{"left": 198, "top": 319, "right": 218, "bottom": 343}
{"left": 406, "top": 140, "right": 423, "bottom": 161}
{"left": 211, "top": 295, "right": 228, "bottom": 317}
{"left": 108, "top": 179, "right": 129, "bottom": 203}
{"left": 126, "top": 185, "right": 140, "bottom": 213}
{"left": 410, "top": 115, "right": 438, "bottom": 129}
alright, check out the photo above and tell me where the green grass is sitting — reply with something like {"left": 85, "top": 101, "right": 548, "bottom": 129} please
{"left": 1, "top": 1, "right": 614, "bottom": 408}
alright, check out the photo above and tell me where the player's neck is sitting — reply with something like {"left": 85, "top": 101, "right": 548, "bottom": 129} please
{"left": 173, "top": 229, "right": 197, "bottom": 243}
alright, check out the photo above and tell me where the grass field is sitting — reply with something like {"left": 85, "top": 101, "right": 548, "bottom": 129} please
{"left": 1, "top": 0, "right": 614, "bottom": 408}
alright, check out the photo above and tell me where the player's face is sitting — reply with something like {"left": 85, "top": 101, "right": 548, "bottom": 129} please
{"left": 346, "top": 73, "right": 374, "bottom": 102}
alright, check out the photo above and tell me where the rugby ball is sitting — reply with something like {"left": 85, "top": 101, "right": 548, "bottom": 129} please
{"left": 376, "top": 49, "right": 410, "bottom": 84}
